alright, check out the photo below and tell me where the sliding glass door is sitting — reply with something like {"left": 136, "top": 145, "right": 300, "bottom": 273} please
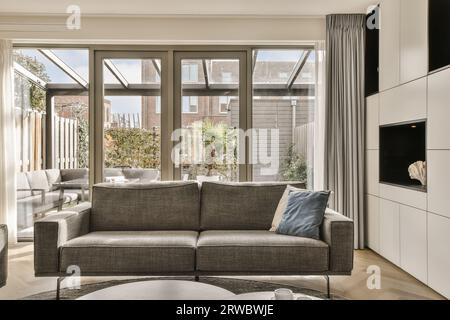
{"left": 174, "top": 52, "right": 248, "bottom": 182}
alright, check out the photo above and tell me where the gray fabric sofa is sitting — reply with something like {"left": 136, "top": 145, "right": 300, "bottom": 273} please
{"left": 0, "top": 225, "right": 7, "bottom": 288}
{"left": 34, "top": 182, "right": 354, "bottom": 297}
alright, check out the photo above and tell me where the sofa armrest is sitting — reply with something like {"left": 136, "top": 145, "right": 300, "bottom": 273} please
{"left": 0, "top": 225, "right": 7, "bottom": 287}
{"left": 321, "top": 209, "right": 354, "bottom": 274}
{"left": 34, "top": 202, "right": 91, "bottom": 276}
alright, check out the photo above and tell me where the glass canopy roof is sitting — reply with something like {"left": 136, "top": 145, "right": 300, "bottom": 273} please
{"left": 13, "top": 48, "right": 315, "bottom": 94}
{"left": 14, "top": 48, "right": 89, "bottom": 84}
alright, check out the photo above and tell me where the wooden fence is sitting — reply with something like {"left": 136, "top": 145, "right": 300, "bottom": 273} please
{"left": 294, "top": 122, "right": 315, "bottom": 159}
{"left": 15, "top": 109, "right": 79, "bottom": 172}
{"left": 54, "top": 115, "right": 78, "bottom": 169}
{"left": 15, "top": 108, "right": 44, "bottom": 172}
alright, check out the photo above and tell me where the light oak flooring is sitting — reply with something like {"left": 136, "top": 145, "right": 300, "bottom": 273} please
{"left": 0, "top": 243, "right": 445, "bottom": 300}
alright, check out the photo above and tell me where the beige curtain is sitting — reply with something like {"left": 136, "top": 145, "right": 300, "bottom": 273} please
{"left": 0, "top": 39, "right": 17, "bottom": 243}
{"left": 324, "top": 15, "right": 366, "bottom": 249}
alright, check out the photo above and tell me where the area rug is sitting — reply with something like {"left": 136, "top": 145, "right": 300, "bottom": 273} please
{"left": 23, "top": 277, "right": 344, "bottom": 300}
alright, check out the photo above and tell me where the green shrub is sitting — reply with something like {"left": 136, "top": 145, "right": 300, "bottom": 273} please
{"left": 104, "top": 127, "right": 160, "bottom": 169}
{"left": 280, "top": 144, "right": 308, "bottom": 183}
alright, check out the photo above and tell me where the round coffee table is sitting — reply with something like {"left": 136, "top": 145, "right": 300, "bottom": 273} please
{"left": 226, "top": 292, "right": 322, "bottom": 300}
{"left": 77, "top": 280, "right": 235, "bottom": 300}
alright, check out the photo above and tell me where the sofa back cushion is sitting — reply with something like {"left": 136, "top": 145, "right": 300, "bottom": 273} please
{"left": 26, "top": 171, "right": 50, "bottom": 195}
{"left": 200, "top": 182, "right": 305, "bottom": 230}
{"left": 17, "top": 172, "right": 32, "bottom": 199}
{"left": 91, "top": 182, "right": 200, "bottom": 231}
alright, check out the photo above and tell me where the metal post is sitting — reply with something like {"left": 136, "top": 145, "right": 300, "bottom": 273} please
{"left": 194, "top": 275, "right": 200, "bottom": 282}
{"left": 325, "top": 275, "right": 331, "bottom": 299}
{"left": 56, "top": 277, "right": 65, "bottom": 300}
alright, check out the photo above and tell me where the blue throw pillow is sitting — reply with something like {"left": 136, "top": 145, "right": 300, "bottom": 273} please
{"left": 276, "top": 191, "right": 330, "bottom": 240}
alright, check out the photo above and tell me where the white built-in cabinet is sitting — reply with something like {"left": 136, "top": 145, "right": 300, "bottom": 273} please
{"left": 379, "top": 0, "right": 428, "bottom": 90}
{"left": 399, "top": 206, "right": 427, "bottom": 283}
{"left": 366, "top": 195, "right": 380, "bottom": 253}
{"left": 367, "top": 0, "right": 450, "bottom": 299}
{"left": 400, "top": 0, "right": 428, "bottom": 83}
{"left": 380, "top": 0, "right": 401, "bottom": 91}
{"left": 427, "top": 151, "right": 450, "bottom": 219}
{"left": 379, "top": 199, "right": 400, "bottom": 266}
{"left": 428, "top": 68, "right": 450, "bottom": 150}
{"left": 428, "top": 213, "right": 450, "bottom": 298}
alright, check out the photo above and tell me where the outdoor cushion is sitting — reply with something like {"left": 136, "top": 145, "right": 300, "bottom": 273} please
{"left": 197, "top": 230, "right": 329, "bottom": 273}
{"left": 91, "top": 182, "right": 200, "bottom": 231}
{"left": 200, "top": 182, "right": 305, "bottom": 230}
{"left": 60, "top": 231, "right": 198, "bottom": 274}
{"left": 122, "top": 168, "right": 159, "bottom": 181}
{"left": 26, "top": 171, "right": 51, "bottom": 194}
{"left": 60, "top": 168, "right": 88, "bottom": 183}
{"left": 104, "top": 168, "right": 124, "bottom": 177}
{"left": 45, "top": 169, "right": 61, "bottom": 187}
{"left": 17, "top": 172, "right": 32, "bottom": 199}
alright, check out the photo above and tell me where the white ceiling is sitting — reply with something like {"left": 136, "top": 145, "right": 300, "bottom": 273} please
{"left": 0, "top": 0, "right": 375, "bottom": 16}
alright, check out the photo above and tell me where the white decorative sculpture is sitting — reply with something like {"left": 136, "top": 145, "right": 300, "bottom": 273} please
{"left": 408, "top": 161, "right": 427, "bottom": 186}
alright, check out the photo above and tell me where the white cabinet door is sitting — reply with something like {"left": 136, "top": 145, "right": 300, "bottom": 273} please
{"left": 366, "top": 195, "right": 380, "bottom": 253}
{"left": 379, "top": 77, "right": 427, "bottom": 126}
{"left": 379, "top": 183, "right": 427, "bottom": 211}
{"left": 366, "top": 150, "right": 379, "bottom": 196}
{"left": 380, "top": 0, "right": 401, "bottom": 91}
{"left": 380, "top": 199, "right": 400, "bottom": 265}
{"left": 428, "top": 213, "right": 450, "bottom": 298}
{"left": 428, "top": 68, "right": 450, "bottom": 150}
{"left": 366, "top": 94, "right": 379, "bottom": 150}
{"left": 400, "top": 0, "right": 428, "bottom": 83}
{"left": 400, "top": 205, "right": 427, "bottom": 284}
{"left": 427, "top": 151, "right": 450, "bottom": 218}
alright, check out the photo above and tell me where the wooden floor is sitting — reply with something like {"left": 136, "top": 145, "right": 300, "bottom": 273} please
{"left": 0, "top": 243, "right": 445, "bottom": 300}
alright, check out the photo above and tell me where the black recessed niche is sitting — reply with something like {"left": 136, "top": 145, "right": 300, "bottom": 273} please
{"left": 379, "top": 121, "right": 426, "bottom": 192}
{"left": 429, "top": 0, "right": 450, "bottom": 72}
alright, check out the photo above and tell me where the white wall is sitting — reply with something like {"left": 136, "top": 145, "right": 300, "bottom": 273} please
{"left": 0, "top": 15, "right": 325, "bottom": 43}
{"left": 366, "top": 0, "right": 450, "bottom": 299}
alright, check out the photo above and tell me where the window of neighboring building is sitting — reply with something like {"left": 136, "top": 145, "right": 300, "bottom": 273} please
{"left": 219, "top": 96, "right": 230, "bottom": 114}
{"left": 182, "top": 96, "right": 198, "bottom": 113}
{"left": 182, "top": 64, "right": 198, "bottom": 82}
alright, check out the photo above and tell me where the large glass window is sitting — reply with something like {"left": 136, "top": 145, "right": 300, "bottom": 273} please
{"left": 252, "top": 49, "right": 316, "bottom": 188}
{"left": 13, "top": 48, "right": 90, "bottom": 240}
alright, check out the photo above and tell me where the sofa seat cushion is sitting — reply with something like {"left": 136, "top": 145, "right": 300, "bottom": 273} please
{"left": 197, "top": 231, "right": 329, "bottom": 273}
{"left": 60, "top": 231, "right": 198, "bottom": 274}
